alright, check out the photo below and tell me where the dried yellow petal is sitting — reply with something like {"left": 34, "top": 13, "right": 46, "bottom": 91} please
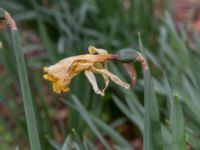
{"left": 91, "top": 66, "right": 130, "bottom": 90}
{"left": 84, "top": 70, "right": 104, "bottom": 96}
{"left": 88, "top": 46, "right": 108, "bottom": 55}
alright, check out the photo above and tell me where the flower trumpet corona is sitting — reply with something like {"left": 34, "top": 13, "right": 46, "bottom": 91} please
{"left": 43, "top": 46, "right": 130, "bottom": 96}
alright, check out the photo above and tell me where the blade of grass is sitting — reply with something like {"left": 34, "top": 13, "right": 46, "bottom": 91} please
{"left": 170, "top": 95, "right": 186, "bottom": 150}
{"left": 32, "top": 72, "right": 53, "bottom": 137}
{"left": 68, "top": 95, "right": 112, "bottom": 150}
{"left": 113, "top": 95, "right": 143, "bottom": 132}
{"left": 187, "top": 133, "right": 200, "bottom": 149}
{"left": 164, "top": 74, "right": 186, "bottom": 149}
{"left": 12, "top": 28, "right": 42, "bottom": 150}
{"left": 37, "top": 20, "right": 57, "bottom": 62}
{"left": 0, "top": 8, "right": 43, "bottom": 150}
{"left": 90, "top": 114, "right": 133, "bottom": 149}
{"left": 138, "top": 34, "right": 163, "bottom": 150}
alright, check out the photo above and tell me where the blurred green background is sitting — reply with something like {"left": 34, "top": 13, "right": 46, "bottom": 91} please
{"left": 0, "top": 0, "right": 200, "bottom": 149}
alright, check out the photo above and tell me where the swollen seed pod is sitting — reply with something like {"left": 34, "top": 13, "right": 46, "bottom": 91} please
{"left": 114, "top": 48, "right": 149, "bottom": 88}
{"left": 116, "top": 49, "right": 149, "bottom": 70}
{"left": 115, "top": 49, "right": 139, "bottom": 63}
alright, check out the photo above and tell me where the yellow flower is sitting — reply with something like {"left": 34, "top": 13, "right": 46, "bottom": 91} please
{"left": 43, "top": 46, "right": 130, "bottom": 96}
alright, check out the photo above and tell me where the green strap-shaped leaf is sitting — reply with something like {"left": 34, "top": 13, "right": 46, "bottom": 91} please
{"left": 164, "top": 74, "right": 186, "bottom": 150}
{"left": 70, "top": 95, "right": 111, "bottom": 150}
{"left": 138, "top": 33, "right": 163, "bottom": 150}
{"left": 143, "top": 69, "right": 163, "bottom": 150}
{"left": 90, "top": 114, "right": 133, "bottom": 149}
{"left": 11, "top": 30, "right": 42, "bottom": 150}
{"left": 170, "top": 95, "right": 186, "bottom": 150}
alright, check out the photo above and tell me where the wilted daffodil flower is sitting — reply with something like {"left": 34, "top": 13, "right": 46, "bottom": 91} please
{"left": 43, "top": 46, "right": 131, "bottom": 96}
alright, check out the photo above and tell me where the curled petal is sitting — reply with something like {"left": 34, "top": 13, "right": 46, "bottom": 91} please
{"left": 91, "top": 66, "right": 130, "bottom": 90}
{"left": 43, "top": 73, "right": 56, "bottom": 82}
{"left": 90, "top": 61, "right": 109, "bottom": 93}
{"left": 102, "top": 74, "right": 109, "bottom": 93}
{"left": 88, "top": 46, "right": 108, "bottom": 55}
{"left": 123, "top": 63, "right": 137, "bottom": 87}
{"left": 52, "top": 81, "right": 61, "bottom": 94}
{"left": 84, "top": 70, "right": 104, "bottom": 96}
